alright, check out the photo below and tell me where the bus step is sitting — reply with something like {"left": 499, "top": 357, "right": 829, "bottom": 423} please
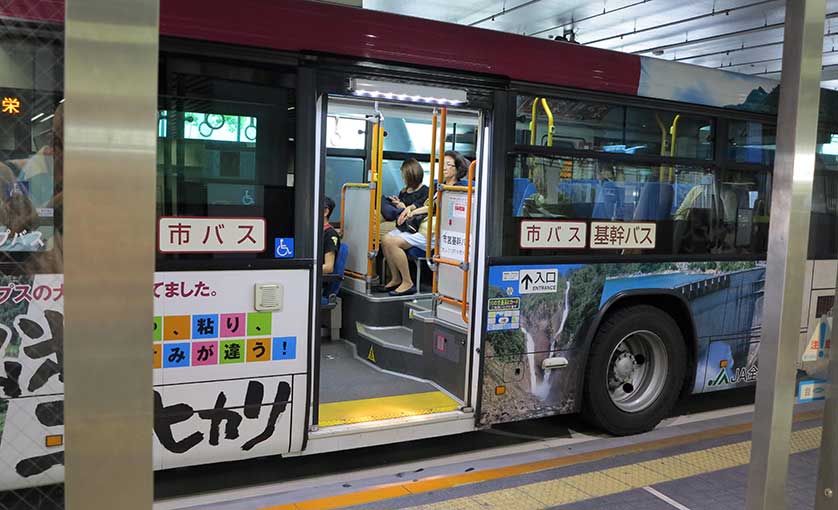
{"left": 354, "top": 322, "right": 425, "bottom": 378}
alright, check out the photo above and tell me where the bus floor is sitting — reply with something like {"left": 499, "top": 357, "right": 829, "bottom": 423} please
{"left": 317, "top": 340, "right": 460, "bottom": 427}
{"left": 152, "top": 393, "right": 826, "bottom": 510}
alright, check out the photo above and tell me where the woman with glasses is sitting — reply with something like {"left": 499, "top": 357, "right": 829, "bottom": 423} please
{"left": 380, "top": 150, "right": 470, "bottom": 296}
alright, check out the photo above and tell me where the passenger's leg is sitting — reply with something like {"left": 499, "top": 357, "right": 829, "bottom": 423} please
{"left": 390, "top": 237, "right": 415, "bottom": 293}
{"left": 381, "top": 234, "right": 402, "bottom": 288}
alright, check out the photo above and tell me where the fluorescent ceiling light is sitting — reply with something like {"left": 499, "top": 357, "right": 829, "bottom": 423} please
{"left": 349, "top": 78, "right": 467, "bottom": 106}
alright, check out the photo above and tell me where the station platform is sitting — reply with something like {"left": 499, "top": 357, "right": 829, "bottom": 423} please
{"left": 155, "top": 401, "right": 825, "bottom": 510}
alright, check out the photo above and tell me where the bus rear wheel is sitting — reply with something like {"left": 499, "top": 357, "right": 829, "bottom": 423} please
{"left": 582, "top": 304, "right": 686, "bottom": 436}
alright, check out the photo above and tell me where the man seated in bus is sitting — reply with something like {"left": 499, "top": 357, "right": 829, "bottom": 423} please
{"left": 322, "top": 196, "right": 341, "bottom": 274}
{"left": 380, "top": 151, "right": 469, "bottom": 296}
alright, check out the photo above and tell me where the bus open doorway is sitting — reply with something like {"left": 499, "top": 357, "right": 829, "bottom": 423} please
{"left": 315, "top": 94, "right": 482, "bottom": 430}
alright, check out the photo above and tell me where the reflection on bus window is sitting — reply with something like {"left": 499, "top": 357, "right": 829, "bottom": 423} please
{"left": 180, "top": 112, "right": 258, "bottom": 143}
{"left": 515, "top": 95, "right": 714, "bottom": 160}
{"left": 327, "top": 115, "right": 366, "bottom": 149}
{"left": 728, "top": 120, "right": 775, "bottom": 165}
{"left": 0, "top": 95, "right": 62, "bottom": 256}
{"left": 511, "top": 154, "right": 770, "bottom": 255}
{"left": 156, "top": 80, "right": 296, "bottom": 262}
{"left": 809, "top": 153, "right": 838, "bottom": 259}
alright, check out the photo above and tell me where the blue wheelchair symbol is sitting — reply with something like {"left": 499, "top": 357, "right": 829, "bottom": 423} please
{"left": 275, "top": 238, "right": 294, "bottom": 258}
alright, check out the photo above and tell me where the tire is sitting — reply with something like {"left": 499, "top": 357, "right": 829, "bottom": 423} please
{"left": 582, "top": 304, "right": 687, "bottom": 436}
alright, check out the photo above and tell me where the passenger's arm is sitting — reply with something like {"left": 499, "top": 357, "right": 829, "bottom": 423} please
{"left": 322, "top": 251, "right": 336, "bottom": 274}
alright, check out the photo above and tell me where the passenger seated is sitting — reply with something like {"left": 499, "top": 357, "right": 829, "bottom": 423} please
{"left": 380, "top": 150, "right": 469, "bottom": 296}
{"left": 322, "top": 196, "right": 341, "bottom": 274}
{"left": 379, "top": 159, "right": 429, "bottom": 237}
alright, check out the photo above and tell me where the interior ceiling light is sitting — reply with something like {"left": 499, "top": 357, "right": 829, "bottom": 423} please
{"left": 349, "top": 78, "right": 467, "bottom": 106}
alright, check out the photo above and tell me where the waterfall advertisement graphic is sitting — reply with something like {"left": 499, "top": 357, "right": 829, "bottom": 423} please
{"left": 480, "top": 261, "right": 767, "bottom": 425}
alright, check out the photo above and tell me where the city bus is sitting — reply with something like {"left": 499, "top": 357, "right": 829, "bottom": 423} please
{"left": 0, "top": 0, "right": 836, "bottom": 493}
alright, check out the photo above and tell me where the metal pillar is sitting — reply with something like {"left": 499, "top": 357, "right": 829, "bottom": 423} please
{"left": 63, "top": 1, "right": 159, "bottom": 509}
{"left": 815, "top": 314, "right": 837, "bottom": 508}
{"left": 745, "top": 1, "right": 826, "bottom": 509}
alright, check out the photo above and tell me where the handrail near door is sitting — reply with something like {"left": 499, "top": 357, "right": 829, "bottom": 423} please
{"left": 425, "top": 108, "right": 439, "bottom": 258}
{"left": 369, "top": 112, "right": 385, "bottom": 255}
{"left": 529, "top": 97, "right": 554, "bottom": 147}
{"left": 340, "top": 182, "right": 371, "bottom": 280}
{"left": 341, "top": 112, "right": 384, "bottom": 282}
{"left": 432, "top": 159, "right": 477, "bottom": 323}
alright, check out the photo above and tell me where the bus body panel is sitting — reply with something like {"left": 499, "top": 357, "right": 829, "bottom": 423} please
{"left": 480, "top": 262, "right": 767, "bottom": 425}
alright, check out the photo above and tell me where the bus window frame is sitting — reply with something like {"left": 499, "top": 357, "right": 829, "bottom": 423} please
{"left": 154, "top": 51, "right": 315, "bottom": 272}
{"left": 491, "top": 85, "right": 779, "bottom": 264}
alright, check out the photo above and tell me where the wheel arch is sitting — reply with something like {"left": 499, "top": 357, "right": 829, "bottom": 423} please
{"left": 572, "top": 290, "right": 699, "bottom": 412}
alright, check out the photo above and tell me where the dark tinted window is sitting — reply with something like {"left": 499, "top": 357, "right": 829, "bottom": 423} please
{"left": 511, "top": 154, "right": 770, "bottom": 256}
{"left": 516, "top": 95, "right": 714, "bottom": 159}
{"left": 157, "top": 65, "right": 296, "bottom": 262}
{"left": 728, "top": 120, "right": 775, "bottom": 165}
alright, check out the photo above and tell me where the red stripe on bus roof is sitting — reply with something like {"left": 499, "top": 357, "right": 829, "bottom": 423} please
{"left": 159, "top": 0, "right": 641, "bottom": 96}
{"left": 1, "top": 0, "right": 642, "bottom": 96}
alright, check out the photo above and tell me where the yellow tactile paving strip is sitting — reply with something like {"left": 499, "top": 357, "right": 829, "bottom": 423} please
{"left": 261, "top": 409, "right": 822, "bottom": 510}
{"left": 318, "top": 391, "right": 461, "bottom": 427}
{"left": 402, "top": 426, "right": 823, "bottom": 510}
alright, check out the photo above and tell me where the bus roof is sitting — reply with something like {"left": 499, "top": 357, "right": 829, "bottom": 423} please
{"left": 3, "top": 0, "right": 826, "bottom": 117}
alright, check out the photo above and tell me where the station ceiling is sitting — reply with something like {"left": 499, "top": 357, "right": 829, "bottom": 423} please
{"left": 364, "top": 0, "right": 838, "bottom": 90}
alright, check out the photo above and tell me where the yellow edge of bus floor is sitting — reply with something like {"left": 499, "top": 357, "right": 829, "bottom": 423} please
{"left": 318, "top": 391, "right": 461, "bottom": 427}
{"left": 261, "top": 409, "right": 823, "bottom": 510}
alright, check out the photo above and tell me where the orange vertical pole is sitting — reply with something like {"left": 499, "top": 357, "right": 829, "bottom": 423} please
{"left": 366, "top": 122, "right": 379, "bottom": 278}
{"left": 460, "top": 159, "right": 477, "bottom": 323}
{"left": 373, "top": 119, "right": 385, "bottom": 253}
{"left": 432, "top": 107, "right": 447, "bottom": 295}
{"left": 425, "top": 110, "right": 438, "bottom": 258}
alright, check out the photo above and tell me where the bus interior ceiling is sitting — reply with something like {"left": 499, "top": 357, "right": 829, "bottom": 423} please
{"left": 318, "top": 96, "right": 481, "bottom": 427}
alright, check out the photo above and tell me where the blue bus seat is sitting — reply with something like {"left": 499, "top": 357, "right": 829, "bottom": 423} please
{"left": 633, "top": 182, "right": 674, "bottom": 221}
{"left": 322, "top": 243, "right": 349, "bottom": 308}
{"left": 406, "top": 246, "right": 425, "bottom": 259}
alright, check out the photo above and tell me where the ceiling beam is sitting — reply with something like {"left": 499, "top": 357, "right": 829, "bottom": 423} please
{"left": 526, "top": 0, "right": 650, "bottom": 37}
{"left": 583, "top": 0, "right": 779, "bottom": 46}
{"left": 718, "top": 48, "right": 838, "bottom": 70}
{"left": 465, "top": 0, "right": 545, "bottom": 27}
{"left": 633, "top": 11, "right": 838, "bottom": 56}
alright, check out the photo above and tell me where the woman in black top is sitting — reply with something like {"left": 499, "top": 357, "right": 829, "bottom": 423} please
{"left": 377, "top": 159, "right": 428, "bottom": 293}
{"left": 381, "top": 158, "right": 428, "bottom": 222}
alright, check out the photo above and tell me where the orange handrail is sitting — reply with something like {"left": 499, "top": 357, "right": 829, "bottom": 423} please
{"left": 374, "top": 120, "right": 385, "bottom": 249}
{"left": 432, "top": 107, "right": 447, "bottom": 295}
{"left": 425, "top": 110, "right": 438, "bottom": 258}
{"left": 460, "top": 159, "right": 476, "bottom": 323}
{"left": 339, "top": 182, "right": 371, "bottom": 233}
{"left": 365, "top": 122, "right": 380, "bottom": 279}
{"left": 341, "top": 181, "right": 372, "bottom": 281}
{"left": 432, "top": 159, "right": 477, "bottom": 324}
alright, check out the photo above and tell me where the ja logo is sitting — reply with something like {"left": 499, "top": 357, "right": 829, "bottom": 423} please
{"left": 274, "top": 238, "right": 294, "bottom": 258}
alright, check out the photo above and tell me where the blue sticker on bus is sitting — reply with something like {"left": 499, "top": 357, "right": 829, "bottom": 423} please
{"left": 274, "top": 237, "right": 294, "bottom": 258}
{"left": 163, "top": 342, "right": 191, "bottom": 368}
{"left": 272, "top": 336, "right": 296, "bottom": 360}
{"left": 798, "top": 379, "right": 828, "bottom": 403}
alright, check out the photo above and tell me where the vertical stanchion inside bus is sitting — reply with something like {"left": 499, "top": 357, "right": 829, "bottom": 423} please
{"left": 426, "top": 109, "right": 438, "bottom": 259}
{"left": 432, "top": 107, "right": 447, "bottom": 295}
{"left": 745, "top": 1, "right": 826, "bottom": 509}
{"left": 366, "top": 118, "right": 380, "bottom": 282}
